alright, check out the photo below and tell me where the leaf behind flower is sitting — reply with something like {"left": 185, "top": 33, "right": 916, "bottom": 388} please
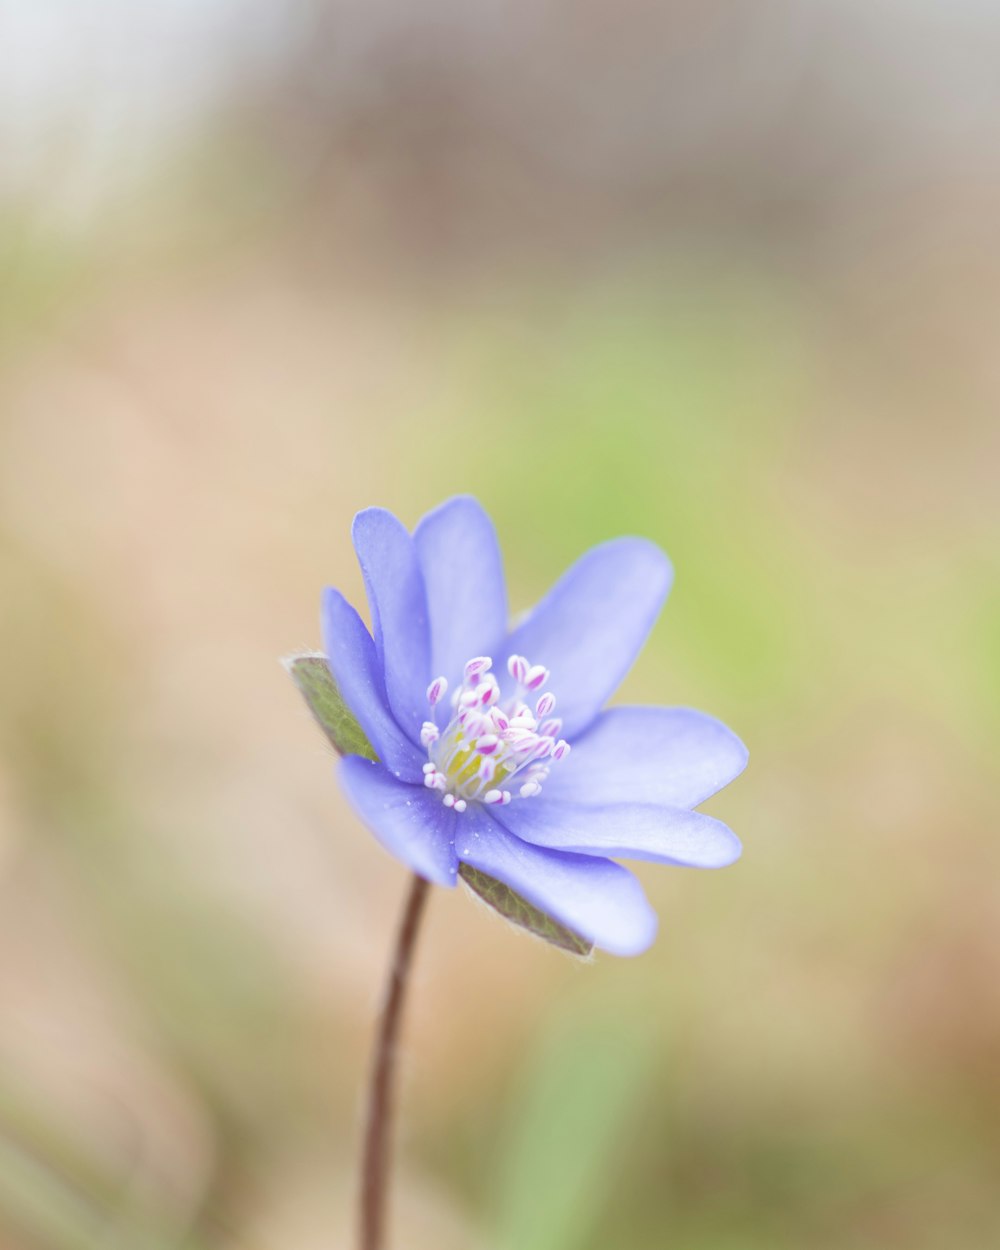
{"left": 284, "top": 653, "right": 378, "bottom": 761}
{"left": 460, "top": 864, "right": 593, "bottom": 958}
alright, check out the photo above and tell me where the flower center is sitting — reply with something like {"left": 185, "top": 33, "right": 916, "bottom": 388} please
{"left": 419, "top": 655, "right": 570, "bottom": 813}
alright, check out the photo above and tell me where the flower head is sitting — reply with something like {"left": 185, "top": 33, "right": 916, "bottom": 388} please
{"left": 304, "top": 496, "right": 746, "bottom": 957}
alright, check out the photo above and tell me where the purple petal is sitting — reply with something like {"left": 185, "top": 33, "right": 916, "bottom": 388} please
{"left": 352, "top": 507, "right": 430, "bottom": 739}
{"left": 338, "top": 756, "right": 459, "bottom": 886}
{"left": 414, "top": 496, "right": 508, "bottom": 688}
{"left": 495, "top": 797, "right": 742, "bottom": 868}
{"left": 503, "top": 538, "right": 672, "bottom": 738}
{"left": 543, "top": 706, "right": 748, "bottom": 809}
{"left": 321, "top": 588, "right": 426, "bottom": 782}
{"left": 455, "top": 808, "right": 658, "bottom": 956}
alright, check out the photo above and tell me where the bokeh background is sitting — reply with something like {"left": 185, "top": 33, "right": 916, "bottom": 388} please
{"left": 2, "top": 2, "right": 999, "bottom": 1247}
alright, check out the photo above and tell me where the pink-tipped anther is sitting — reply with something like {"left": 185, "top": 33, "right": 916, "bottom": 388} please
{"left": 426, "top": 676, "right": 448, "bottom": 706}
{"left": 535, "top": 692, "right": 556, "bottom": 718}
{"left": 530, "top": 737, "right": 554, "bottom": 761}
{"left": 525, "top": 664, "right": 549, "bottom": 691}
{"left": 504, "top": 727, "right": 538, "bottom": 752}
{"left": 507, "top": 654, "right": 528, "bottom": 684}
{"left": 422, "top": 652, "right": 571, "bottom": 813}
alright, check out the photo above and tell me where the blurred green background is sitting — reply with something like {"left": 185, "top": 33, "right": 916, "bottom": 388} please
{"left": 2, "top": 3, "right": 999, "bottom": 1247}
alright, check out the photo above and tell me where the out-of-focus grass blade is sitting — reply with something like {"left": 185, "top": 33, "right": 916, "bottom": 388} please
{"left": 0, "top": 1132, "right": 106, "bottom": 1250}
{"left": 0, "top": 1129, "right": 209, "bottom": 1250}
{"left": 494, "top": 1008, "right": 653, "bottom": 1250}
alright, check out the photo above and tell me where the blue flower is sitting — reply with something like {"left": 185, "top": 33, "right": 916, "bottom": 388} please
{"left": 321, "top": 496, "right": 746, "bottom": 957}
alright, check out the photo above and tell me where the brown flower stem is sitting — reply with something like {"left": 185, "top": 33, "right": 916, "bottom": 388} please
{"left": 359, "top": 872, "right": 430, "bottom": 1250}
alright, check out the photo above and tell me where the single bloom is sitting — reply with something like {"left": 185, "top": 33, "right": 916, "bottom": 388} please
{"left": 315, "top": 496, "right": 747, "bottom": 957}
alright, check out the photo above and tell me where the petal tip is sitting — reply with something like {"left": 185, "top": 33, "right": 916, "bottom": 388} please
{"left": 351, "top": 505, "right": 398, "bottom": 543}
{"left": 610, "top": 534, "right": 673, "bottom": 579}
{"left": 320, "top": 584, "right": 342, "bottom": 613}
{"left": 421, "top": 492, "right": 484, "bottom": 517}
{"left": 701, "top": 824, "right": 742, "bottom": 869}
{"left": 636, "top": 537, "right": 674, "bottom": 597}
{"left": 604, "top": 902, "right": 659, "bottom": 958}
{"left": 320, "top": 585, "right": 363, "bottom": 646}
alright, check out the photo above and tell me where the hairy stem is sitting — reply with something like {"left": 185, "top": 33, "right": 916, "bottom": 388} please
{"left": 359, "top": 873, "right": 430, "bottom": 1250}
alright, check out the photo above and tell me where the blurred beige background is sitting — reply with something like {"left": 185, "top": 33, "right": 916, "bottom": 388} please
{"left": 1, "top": 3, "right": 999, "bottom": 1248}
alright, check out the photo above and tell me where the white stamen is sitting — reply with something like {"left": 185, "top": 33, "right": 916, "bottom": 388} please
{"left": 507, "top": 654, "right": 528, "bottom": 684}
{"left": 423, "top": 652, "right": 571, "bottom": 814}
{"left": 459, "top": 710, "right": 488, "bottom": 737}
{"left": 426, "top": 676, "right": 448, "bottom": 706}
{"left": 509, "top": 709, "right": 537, "bottom": 729}
{"left": 505, "top": 728, "right": 538, "bottom": 753}
{"left": 535, "top": 692, "right": 556, "bottom": 718}
{"left": 525, "top": 664, "right": 549, "bottom": 691}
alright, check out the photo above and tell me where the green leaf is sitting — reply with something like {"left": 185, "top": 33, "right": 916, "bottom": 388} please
{"left": 459, "top": 864, "right": 593, "bottom": 957}
{"left": 283, "top": 653, "right": 378, "bottom": 760}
